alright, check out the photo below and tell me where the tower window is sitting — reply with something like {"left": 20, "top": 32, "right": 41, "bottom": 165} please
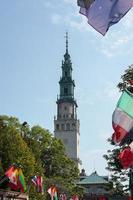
{"left": 64, "top": 106, "right": 67, "bottom": 110}
{"left": 65, "top": 72, "right": 67, "bottom": 76}
{"left": 64, "top": 87, "right": 68, "bottom": 94}
{"left": 66, "top": 123, "right": 70, "bottom": 131}
{"left": 72, "top": 123, "right": 75, "bottom": 127}
{"left": 56, "top": 124, "right": 59, "bottom": 130}
{"left": 61, "top": 124, "right": 65, "bottom": 130}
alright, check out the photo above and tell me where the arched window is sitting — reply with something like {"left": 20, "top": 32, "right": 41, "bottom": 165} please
{"left": 56, "top": 124, "right": 59, "bottom": 130}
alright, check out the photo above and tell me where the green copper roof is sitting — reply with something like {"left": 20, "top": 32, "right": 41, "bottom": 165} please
{"left": 78, "top": 171, "right": 109, "bottom": 185}
{"left": 58, "top": 32, "right": 75, "bottom": 101}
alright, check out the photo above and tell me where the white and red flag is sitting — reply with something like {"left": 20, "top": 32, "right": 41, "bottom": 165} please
{"left": 112, "top": 90, "right": 133, "bottom": 145}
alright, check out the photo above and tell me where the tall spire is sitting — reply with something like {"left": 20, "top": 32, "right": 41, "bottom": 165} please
{"left": 58, "top": 32, "right": 75, "bottom": 101}
{"left": 65, "top": 32, "right": 68, "bottom": 54}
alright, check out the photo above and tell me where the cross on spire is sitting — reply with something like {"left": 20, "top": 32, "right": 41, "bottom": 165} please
{"left": 65, "top": 32, "right": 69, "bottom": 53}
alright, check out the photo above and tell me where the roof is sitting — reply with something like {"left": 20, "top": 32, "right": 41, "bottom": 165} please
{"left": 77, "top": 171, "right": 109, "bottom": 185}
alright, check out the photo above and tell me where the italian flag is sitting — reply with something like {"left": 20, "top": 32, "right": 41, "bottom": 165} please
{"left": 112, "top": 89, "right": 133, "bottom": 145}
{"left": 118, "top": 146, "right": 133, "bottom": 169}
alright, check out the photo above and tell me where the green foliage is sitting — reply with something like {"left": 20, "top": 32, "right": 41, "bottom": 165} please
{"left": 0, "top": 116, "right": 45, "bottom": 199}
{"left": 117, "top": 64, "right": 133, "bottom": 92}
{"left": 0, "top": 116, "right": 35, "bottom": 178}
{"left": 0, "top": 115, "right": 80, "bottom": 199}
{"left": 25, "top": 125, "right": 80, "bottom": 195}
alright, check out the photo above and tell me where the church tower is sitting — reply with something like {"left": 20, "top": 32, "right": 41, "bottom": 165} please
{"left": 54, "top": 33, "right": 81, "bottom": 168}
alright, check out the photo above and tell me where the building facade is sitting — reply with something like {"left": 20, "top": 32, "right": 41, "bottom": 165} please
{"left": 54, "top": 33, "right": 81, "bottom": 168}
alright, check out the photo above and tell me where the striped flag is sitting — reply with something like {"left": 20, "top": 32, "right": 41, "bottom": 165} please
{"left": 31, "top": 175, "right": 37, "bottom": 186}
{"left": 18, "top": 168, "right": 26, "bottom": 192}
{"left": 112, "top": 90, "right": 133, "bottom": 145}
{"left": 31, "top": 175, "right": 44, "bottom": 194}
{"left": 48, "top": 186, "right": 58, "bottom": 200}
{"left": 36, "top": 176, "right": 44, "bottom": 194}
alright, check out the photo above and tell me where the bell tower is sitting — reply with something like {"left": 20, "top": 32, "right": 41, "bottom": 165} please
{"left": 54, "top": 33, "right": 81, "bottom": 168}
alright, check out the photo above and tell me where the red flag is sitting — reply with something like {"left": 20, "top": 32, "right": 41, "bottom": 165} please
{"left": 5, "top": 166, "right": 18, "bottom": 186}
{"left": 119, "top": 147, "right": 133, "bottom": 169}
{"left": 5, "top": 166, "right": 26, "bottom": 192}
{"left": 36, "top": 176, "right": 44, "bottom": 194}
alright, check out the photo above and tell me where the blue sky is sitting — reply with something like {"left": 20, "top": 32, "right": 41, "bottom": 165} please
{"left": 0, "top": 0, "right": 133, "bottom": 176}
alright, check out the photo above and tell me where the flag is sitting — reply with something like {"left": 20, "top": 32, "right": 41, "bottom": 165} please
{"left": 5, "top": 166, "right": 18, "bottom": 186}
{"left": 36, "top": 176, "right": 44, "bottom": 194}
{"left": 112, "top": 90, "right": 133, "bottom": 145}
{"left": 109, "top": 0, "right": 133, "bottom": 27}
{"left": 18, "top": 168, "right": 26, "bottom": 192}
{"left": 79, "top": 0, "right": 133, "bottom": 35}
{"left": 118, "top": 146, "right": 133, "bottom": 169}
{"left": 112, "top": 108, "right": 133, "bottom": 145}
{"left": 48, "top": 186, "right": 58, "bottom": 200}
{"left": 59, "top": 193, "right": 67, "bottom": 200}
{"left": 31, "top": 175, "right": 44, "bottom": 194}
{"left": 5, "top": 166, "right": 26, "bottom": 192}
{"left": 31, "top": 175, "right": 37, "bottom": 186}
{"left": 77, "top": 0, "right": 94, "bottom": 9}
{"left": 116, "top": 90, "right": 133, "bottom": 117}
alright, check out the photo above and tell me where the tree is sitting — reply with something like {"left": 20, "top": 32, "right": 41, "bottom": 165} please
{"left": 0, "top": 116, "right": 81, "bottom": 199}
{"left": 0, "top": 116, "right": 45, "bottom": 200}
{"left": 25, "top": 125, "right": 80, "bottom": 197}
{"left": 0, "top": 116, "right": 35, "bottom": 177}
{"left": 104, "top": 65, "right": 133, "bottom": 195}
